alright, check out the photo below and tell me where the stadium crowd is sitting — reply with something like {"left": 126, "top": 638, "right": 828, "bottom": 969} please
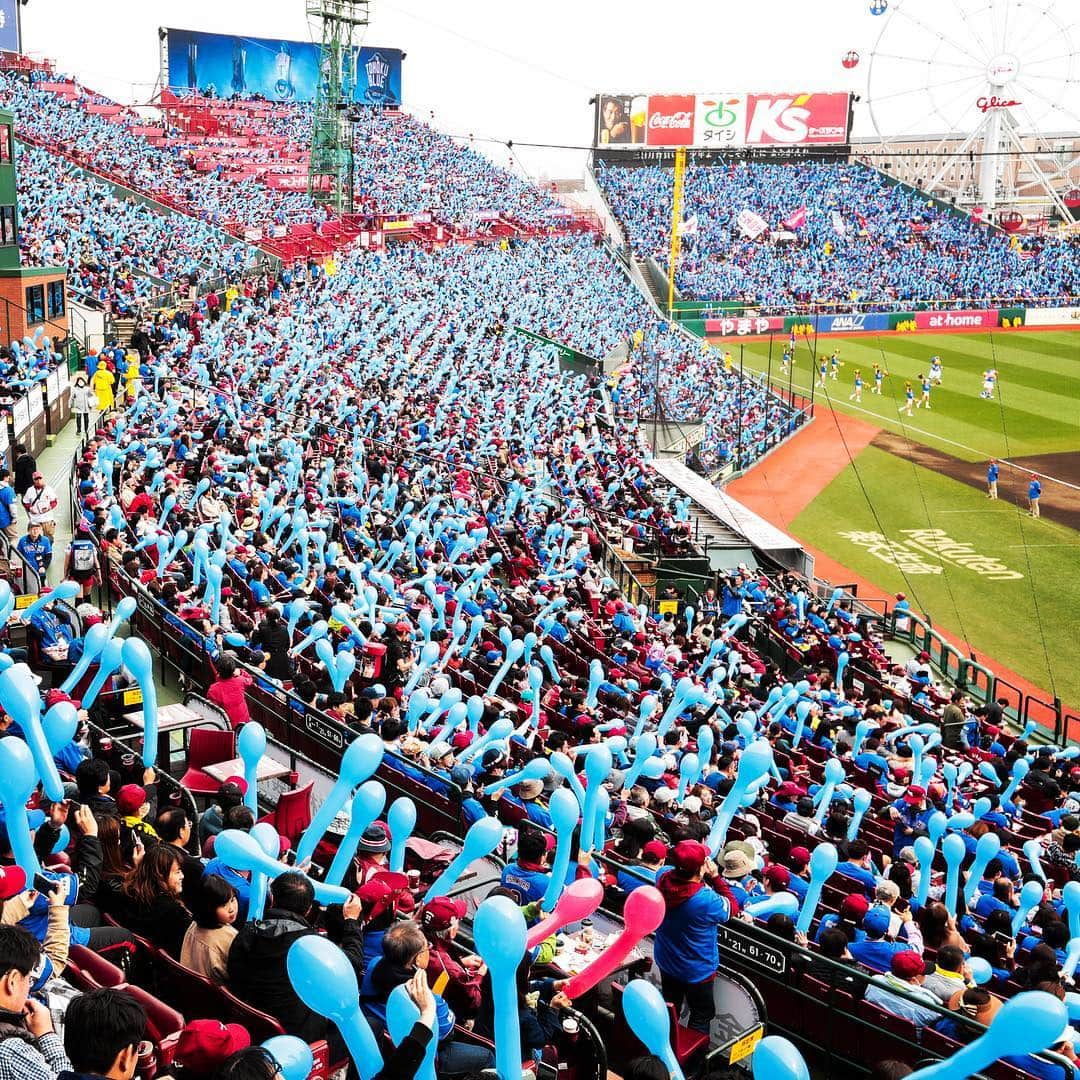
{"left": 0, "top": 59, "right": 1078, "bottom": 1080}
{"left": 597, "top": 161, "right": 1080, "bottom": 310}
{"left": 22, "top": 242, "right": 1069, "bottom": 1079}
{"left": 16, "top": 143, "right": 262, "bottom": 312}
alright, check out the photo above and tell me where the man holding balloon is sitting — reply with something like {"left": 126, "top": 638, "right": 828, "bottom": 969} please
{"left": 653, "top": 839, "right": 738, "bottom": 1034}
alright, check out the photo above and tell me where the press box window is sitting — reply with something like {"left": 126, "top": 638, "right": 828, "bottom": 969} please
{"left": 0, "top": 126, "right": 11, "bottom": 164}
{"left": 0, "top": 205, "right": 15, "bottom": 246}
{"left": 25, "top": 284, "right": 44, "bottom": 325}
{"left": 47, "top": 280, "right": 64, "bottom": 319}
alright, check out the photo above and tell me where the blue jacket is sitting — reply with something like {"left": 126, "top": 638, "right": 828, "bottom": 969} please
{"left": 653, "top": 869, "right": 733, "bottom": 983}
{"left": 848, "top": 936, "right": 916, "bottom": 972}
{"left": 360, "top": 957, "right": 454, "bottom": 1040}
{"left": 835, "top": 861, "right": 879, "bottom": 895}
{"left": 500, "top": 860, "right": 550, "bottom": 904}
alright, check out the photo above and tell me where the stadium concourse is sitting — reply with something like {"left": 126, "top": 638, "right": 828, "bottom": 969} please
{"left": 1, "top": 56, "right": 1080, "bottom": 1080}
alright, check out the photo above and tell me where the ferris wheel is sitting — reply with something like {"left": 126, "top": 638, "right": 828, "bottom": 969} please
{"left": 865, "top": 0, "right": 1080, "bottom": 219}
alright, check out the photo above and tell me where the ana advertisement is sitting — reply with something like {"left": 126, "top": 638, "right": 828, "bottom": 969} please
{"left": 0, "top": 0, "right": 20, "bottom": 54}
{"left": 594, "top": 91, "right": 850, "bottom": 149}
{"left": 164, "top": 27, "right": 403, "bottom": 105}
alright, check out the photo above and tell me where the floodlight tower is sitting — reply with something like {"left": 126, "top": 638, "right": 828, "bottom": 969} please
{"left": 307, "top": 0, "right": 370, "bottom": 214}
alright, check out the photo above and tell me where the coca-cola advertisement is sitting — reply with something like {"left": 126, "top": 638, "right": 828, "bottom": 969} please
{"left": 645, "top": 94, "right": 695, "bottom": 146}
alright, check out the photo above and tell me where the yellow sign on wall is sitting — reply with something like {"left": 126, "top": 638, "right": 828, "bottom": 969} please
{"left": 728, "top": 1026, "right": 764, "bottom": 1065}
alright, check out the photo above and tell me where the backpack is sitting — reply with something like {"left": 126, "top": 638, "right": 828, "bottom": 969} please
{"left": 71, "top": 540, "right": 96, "bottom": 573}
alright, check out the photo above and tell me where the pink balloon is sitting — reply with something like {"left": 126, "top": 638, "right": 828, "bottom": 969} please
{"left": 526, "top": 878, "right": 603, "bottom": 949}
{"left": 562, "top": 885, "right": 665, "bottom": 999}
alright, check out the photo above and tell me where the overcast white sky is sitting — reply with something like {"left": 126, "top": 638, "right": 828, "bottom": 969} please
{"left": 19, "top": 0, "right": 1080, "bottom": 180}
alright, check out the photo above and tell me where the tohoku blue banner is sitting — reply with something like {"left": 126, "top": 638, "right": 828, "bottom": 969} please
{"left": 0, "top": 0, "right": 21, "bottom": 54}
{"left": 164, "top": 27, "right": 402, "bottom": 106}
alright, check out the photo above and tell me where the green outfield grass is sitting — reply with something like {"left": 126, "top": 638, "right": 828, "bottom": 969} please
{"left": 733, "top": 330, "right": 1080, "bottom": 462}
{"left": 791, "top": 445, "right": 1080, "bottom": 709}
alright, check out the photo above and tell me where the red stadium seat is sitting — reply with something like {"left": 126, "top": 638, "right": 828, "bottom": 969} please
{"left": 180, "top": 728, "right": 238, "bottom": 796}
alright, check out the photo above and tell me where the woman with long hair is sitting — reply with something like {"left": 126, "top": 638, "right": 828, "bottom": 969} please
{"left": 88, "top": 813, "right": 133, "bottom": 917}
{"left": 118, "top": 845, "right": 192, "bottom": 957}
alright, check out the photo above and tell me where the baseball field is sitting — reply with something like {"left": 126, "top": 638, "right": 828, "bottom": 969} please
{"left": 720, "top": 329, "right": 1080, "bottom": 712}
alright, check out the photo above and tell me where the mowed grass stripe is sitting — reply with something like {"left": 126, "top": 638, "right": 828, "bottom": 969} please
{"left": 790, "top": 445, "right": 1080, "bottom": 709}
{"left": 735, "top": 330, "right": 1080, "bottom": 460}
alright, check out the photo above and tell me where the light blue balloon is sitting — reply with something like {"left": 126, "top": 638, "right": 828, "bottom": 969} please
{"left": 0, "top": 737, "right": 42, "bottom": 877}
{"left": 942, "top": 832, "right": 967, "bottom": 915}
{"left": 387, "top": 797, "right": 417, "bottom": 874}
{"left": 326, "top": 781, "right": 387, "bottom": 887}
{"left": 248, "top": 821, "right": 281, "bottom": 922}
{"left": 262, "top": 1037, "right": 314, "bottom": 1080}
{"left": 622, "top": 979, "right": 684, "bottom": 1080}
{"left": 541, "top": 786, "right": 581, "bottom": 913}
{"left": 796, "top": 842, "right": 838, "bottom": 936}
{"left": 214, "top": 829, "right": 350, "bottom": 906}
{"left": 237, "top": 722, "right": 267, "bottom": 815}
{"left": 386, "top": 984, "right": 435, "bottom": 1080}
{"left": 295, "top": 733, "right": 384, "bottom": 864}
{"left": 745, "top": 892, "right": 800, "bottom": 920}
{"left": 0, "top": 666, "right": 63, "bottom": 801}
{"left": 286, "top": 936, "right": 383, "bottom": 1080}
{"left": 752, "top": 1035, "right": 810, "bottom": 1080}
{"left": 964, "top": 832, "right": 1001, "bottom": 905}
{"left": 120, "top": 637, "right": 158, "bottom": 768}
{"left": 473, "top": 896, "right": 527, "bottom": 1080}
{"left": 846, "top": 789, "right": 873, "bottom": 842}
{"left": 423, "top": 815, "right": 504, "bottom": 901}
{"left": 905, "top": 991, "right": 1066, "bottom": 1080}
{"left": 1011, "top": 878, "right": 1046, "bottom": 937}
{"left": 913, "top": 835, "right": 935, "bottom": 908}
{"left": 967, "top": 957, "right": 992, "bottom": 986}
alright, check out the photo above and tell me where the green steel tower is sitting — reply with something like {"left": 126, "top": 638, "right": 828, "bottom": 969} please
{"left": 307, "top": 0, "right": 370, "bottom": 214}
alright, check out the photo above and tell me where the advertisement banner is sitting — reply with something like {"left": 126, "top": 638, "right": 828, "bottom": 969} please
{"left": 695, "top": 95, "right": 747, "bottom": 148}
{"left": 165, "top": 27, "right": 403, "bottom": 105}
{"left": 1025, "top": 306, "right": 1080, "bottom": 327}
{"left": 704, "top": 316, "right": 785, "bottom": 336}
{"left": 646, "top": 94, "right": 696, "bottom": 146}
{"left": 0, "top": 0, "right": 19, "bottom": 54}
{"left": 815, "top": 312, "right": 891, "bottom": 333}
{"left": 595, "top": 90, "right": 850, "bottom": 149}
{"left": 913, "top": 309, "right": 999, "bottom": 331}
{"left": 745, "top": 92, "right": 851, "bottom": 145}
{"left": 596, "top": 94, "right": 644, "bottom": 146}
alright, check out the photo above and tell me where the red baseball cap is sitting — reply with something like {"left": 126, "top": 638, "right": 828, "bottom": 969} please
{"left": 840, "top": 894, "right": 870, "bottom": 921}
{"left": 116, "top": 784, "right": 147, "bottom": 815}
{"left": 0, "top": 865, "right": 26, "bottom": 901}
{"left": 642, "top": 840, "right": 669, "bottom": 863}
{"left": 420, "top": 896, "right": 466, "bottom": 933}
{"left": 789, "top": 846, "right": 811, "bottom": 868}
{"left": 670, "top": 840, "right": 710, "bottom": 875}
{"left": 223, "top": 775, "right": 249, "bottom": 795}
{"left": 904, "top": 785, "right": 927, "bottom": 805}
{"left": 356, "top": 871, "right": 413, "bottom": 921}
{"left": 174, "top": 1020, "right": 250, "bottom": 1074}
{"left": 891, "top": 951, "right": 927, "bottom": 979}
{"left": 763, "top": 865, "right": 791, "bottom": 890}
